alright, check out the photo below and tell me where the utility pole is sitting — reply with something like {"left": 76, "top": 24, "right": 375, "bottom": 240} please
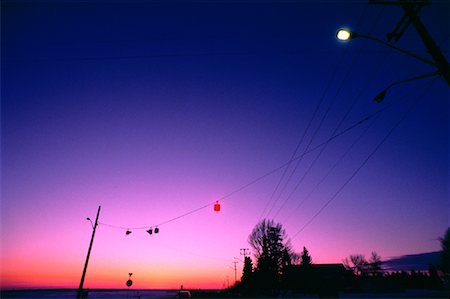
{"left": 77, "top": 206, "right": 101, "bottom": 299}
{"left": 240, "top": 248, "right": 250, "bottom": 257}
{"left": 369, "top": 0, "right": 449, "bottom": 85}
{"left": 232, "top": 259, "right": 238, "bottom": 283}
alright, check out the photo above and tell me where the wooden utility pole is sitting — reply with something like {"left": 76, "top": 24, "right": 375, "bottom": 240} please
{"left": 369, "top": 0, "right": 449, "bottom": 85}
{"left": 240, "top": 248, "right": 250, "bottom": 257}
{"left": 77, "top": 206, "right": 101, "bottom": 299}
{"left": 232, "top": 259, "right": 238, "bottom": 283}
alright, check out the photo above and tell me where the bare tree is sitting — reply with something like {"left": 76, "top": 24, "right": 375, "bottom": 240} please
{"left": 343, "top": 254, "right": 369, "bottom": 276}
{"left": 369, "top": 251, "right": 382, "bottom": 276}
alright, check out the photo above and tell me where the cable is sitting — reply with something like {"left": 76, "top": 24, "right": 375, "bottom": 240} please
{"left": 98, "top": 109, "right": 384, "bottom": 232}
{"left": 272, "top": 50, "right": 391, "bottom": 221}
{"left": 261, "top": 4, "right": 377, "bottom": 220}
{"left": 258, "top": 45, "right": 347, "bottom": 220}
{"left": 282, "top": 113, "right": 380, "bottom": 224}
{"left": 5, "top": 49, "right": 342, "bottom": 64}
{"left": 282, "top": 74, "right": 415, "bottom": 224}
{"left": 262, "top": 51, "right": 346, "bottom": 219}
{"left": 291, "top": 77, "right": 438, "bottom": 240}
{"left": 269, "top": 44, "right": 365, "bottom": 220}
{"left": 261, "top": 31, "right": 358, "bottom": 219}
{"left": 282, "top": 69, "right": 429, "bottom": 224}
{"left": 269, "top": 5, "right": 388, "bottom": 220}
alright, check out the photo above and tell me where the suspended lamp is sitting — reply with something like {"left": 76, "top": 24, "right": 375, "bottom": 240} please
{"left": 126, "top": 230, "right": 132, "bottom": 235}
{"left": 214, "top": 201, "right": 221, "bottom": 212}
{"left": 154, "top": 227, "right": 159, "bottom": 234}
{"left": 146, "top": 228, "right": 153, "bottom": 235}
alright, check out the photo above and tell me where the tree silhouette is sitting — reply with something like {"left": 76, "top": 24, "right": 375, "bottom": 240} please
{"left": 239, "top": 256, "right": 256, "bottom": 295}
{"left": 241, "top": 256, "right": 253, "bottom": 283}
{"left": 343, "top": 254, "right": 368, "bottom": 276}
{"left": 369, "top": 251, "right": 382, "bottom": 276}
{"left": 300, "top": 246, "right": 312, "bottom": 267}
{"left": 248, "top": 219, "right": 294, "bottom": 292}
{"left": 440, "top": 227, "right": 450, "bottom": 287}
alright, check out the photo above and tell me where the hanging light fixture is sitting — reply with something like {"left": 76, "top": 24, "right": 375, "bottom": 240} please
{"left": 154, "top": 227, "right": 159, "bottom": 234}
{"left": 146, "top": 228, "right": 153, "bottom": 235}
{"left": 214, "top": 201, "right": 221, "bottom": 212}
{"left": 126, "top": 230, "right": 132, "bottom": 235}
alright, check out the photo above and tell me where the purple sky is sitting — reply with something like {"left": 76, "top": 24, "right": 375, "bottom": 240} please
{"left": 1, "top": 0, "right": 449, "bottom": 289}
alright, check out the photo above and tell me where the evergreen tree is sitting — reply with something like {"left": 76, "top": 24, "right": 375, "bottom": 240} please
{"left": 241, "top": 256, "right": 253, "bottom": 283}
{"left": 300, "top": 246, "right": 312, "bottom": 267}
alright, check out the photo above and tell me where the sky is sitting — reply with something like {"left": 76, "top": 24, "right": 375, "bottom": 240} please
{"left": 1, "top": 0, "right": 449, "bottom": 291}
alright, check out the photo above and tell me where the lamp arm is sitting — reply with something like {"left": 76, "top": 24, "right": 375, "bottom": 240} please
{"left": 386, "top": 70, "right": 439, "bottom": 90}
{"left": 357, "top": 33, "right": 436, "bottom": 66}
{"left": 373, "top": 70, "right": 439, "bottom": 102}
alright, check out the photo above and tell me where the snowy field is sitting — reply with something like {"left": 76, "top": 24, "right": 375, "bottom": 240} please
{"left": 0, "top": 289, "right": 178, "bottom": 299}
{"left": 1, "top": 289, "right": 449, "bottom": 299}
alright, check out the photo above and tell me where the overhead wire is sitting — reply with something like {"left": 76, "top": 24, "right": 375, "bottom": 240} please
{"left": 264, "top": 4, "right": 380, "bottom": 220}
{"left": 281, "top": 62, "right": 415, "bottom": 224}
{"left": 98, "top": 106, "right": 388, "bottom": 232}
{"left": 96, "top": 4, "right": 406, "bottom": 236}
{"left": 291, "top": 76, "right": 438, "bottom": 240}
{"left": 282, "top": 112, "right": 381, "bottom": 224}
{"left": 269, "top": 5, "right": 387, "bottom": 221}
{"left": 258, "top": 44, "right": 348, "bottom": 220}
{"left": 261, "top": 47, "right": 347, "bottom": 219}
{"left": 5, "top": 49, "right": 344, "bottom": 64}
{"left": 269, "top": 43, "right": 365, "bottom": 220}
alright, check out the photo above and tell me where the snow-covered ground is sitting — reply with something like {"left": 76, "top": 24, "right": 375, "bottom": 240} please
{"left": 1, "top": 288, "right": 449, "bottom": 299}
{"left": 0, "top": 289, "right": 177, "bottom": 299}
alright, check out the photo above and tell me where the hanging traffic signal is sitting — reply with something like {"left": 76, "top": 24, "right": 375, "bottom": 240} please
{"left": 214, "top": 201, "right": 221, "bottom": 212}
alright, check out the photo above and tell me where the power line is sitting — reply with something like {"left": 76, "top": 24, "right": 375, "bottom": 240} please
{"left": 261, "top": 52, "right": 345, "bottom": 219}
{"left": 265, "top": 42, "right": 358, "bottom": 219}
{"left": 261, "top": 4, "right": 377, "bottom": 220}
{"left": 291, "top": 77, "right": 438, "bottom": 240}
{"left": 269, "top": 5, "right": 388, "bottom": 221}
{"left": 261, "top": 37, "right": 352, "bottom": 220}
{"left": 269, "top": 44, "right": 365, "bottom": 220}
{"left": 282, "top": 113, "right": 381, "bottom": 224}
{"left": 258, "top": 46, "right": 347, "bottom": 220}
{"left": 5, "top": 49, "right": 342, "bottom": 64}
{"left": 276, "top": 53, "right": 404, "bottom": 225}
{"left": 272, "top": 51, "right": 391, "bottom": 221}
{"left": 98, "top": 110, "right": 382, "bottom": 233}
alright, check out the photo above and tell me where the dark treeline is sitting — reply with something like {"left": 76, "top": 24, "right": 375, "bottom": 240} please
{"left": 224, "top": 221, "right": 449, "bottom": 297}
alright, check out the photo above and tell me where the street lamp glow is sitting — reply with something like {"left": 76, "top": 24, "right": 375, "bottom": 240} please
{"left": 336, "top": 29, "right": 352, "bottom": 41}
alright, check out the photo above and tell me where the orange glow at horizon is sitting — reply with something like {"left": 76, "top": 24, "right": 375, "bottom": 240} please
{"left": 2, "top": 266, "right": 229, "bottom": 290}
{"left": 2, "top": 253, "right": 231, "bottom": 290}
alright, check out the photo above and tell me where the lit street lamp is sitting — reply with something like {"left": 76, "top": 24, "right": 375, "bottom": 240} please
{"left": 336, "top": 29, "right": 352, "bottom": 41}
{"left": 336, "top": 27, "right": 449, "bottom": 101}
{"left": 336, "top": 28, "right": 436, "bottom": 66}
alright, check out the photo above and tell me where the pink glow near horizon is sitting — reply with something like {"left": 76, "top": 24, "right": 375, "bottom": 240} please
{"left": 2, "top": 1, "right": 448, "bottom": 290}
